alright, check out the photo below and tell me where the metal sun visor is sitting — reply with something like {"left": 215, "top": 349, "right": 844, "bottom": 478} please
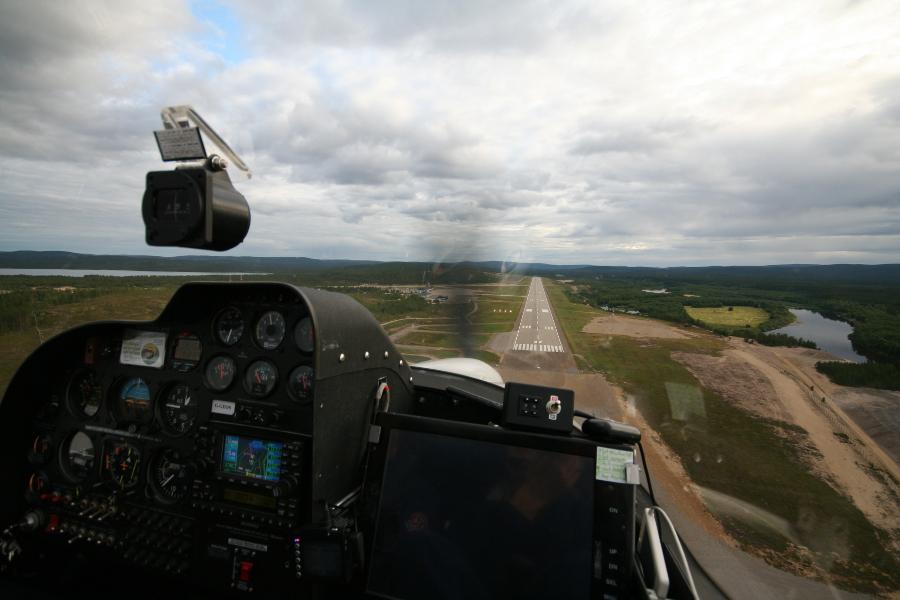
{"left": 154, "top": 105, "right": 252, "bottom": 178}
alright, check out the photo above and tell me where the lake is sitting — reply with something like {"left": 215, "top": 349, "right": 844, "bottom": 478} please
{"left": 772, "top": 309, "right": 866, "bottom": 363}
{"left": 0, "top": 269, "right": 267, "bottom": 277}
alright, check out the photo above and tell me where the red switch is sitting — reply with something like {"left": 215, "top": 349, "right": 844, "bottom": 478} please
{"left": 239, "top": 561, "right": 253, "bottom": 583}
{"left": 46, "top": 513, "right": 59, "bottom": 532}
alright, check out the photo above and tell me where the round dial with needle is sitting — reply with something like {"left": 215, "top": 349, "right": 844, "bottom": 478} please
{"left": 214, "top": 307, "right": 244, "bottom": 346}
{"left": 160, "top": 383, "right": 197, "bottom": 435}
{"left": 148, "top": 449, "right": 191, "bottom": 505}
{"left": 205, "top": 355, "right": 236, "bottom": 391}
{"left": 243, "top": 360, "right": 278, "bottom": 398}
{"left": 255, "top": 311, "right": 286, "bottom": 350}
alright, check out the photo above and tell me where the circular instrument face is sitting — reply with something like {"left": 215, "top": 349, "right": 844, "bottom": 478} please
{"left": 61, "top": 431, "right": 95, "bottom": 482}
{"left": 116, "top": 377, "right": 153, "bottom": 423}
{"left": 161, "top": 384, "right": 197, "bottom": 435}
{"left": 215, "top": 307, "right": 244, "bottom": 346}
{"left": 294, "top": 317, "right": 314, "bottom": 353}
{"left": 287, "top": 366, "right": 315, "bottom": 403}
{"left": 29, "top": 434, "right": 53, "bottom": 465}
{"left": 67, "top": 370, "right": 103, "bottom": 418}
{"left": 255, "top": 311, "right": 286, "bottom": 350}
{"left": 103, "top": 441, "right": 142, "bottom": 489}
{"left": 205, "top": 355, "right": 236, "bottom": 392}
{"left": 27, "top": 472, "right": 50, "bottom": 494}
{"left": 148, "top": 449, "right": 191, "bottom": 505}
{"left": 243, "top": 360, "right": 278, "bottom": 398}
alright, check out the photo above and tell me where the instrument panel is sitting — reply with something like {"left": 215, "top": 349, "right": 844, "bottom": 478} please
{"left": 16, "top": 284, "right": 326, "bottom": 594}
{"left": 1, "top": 282, "right": 416, "bottom": 597}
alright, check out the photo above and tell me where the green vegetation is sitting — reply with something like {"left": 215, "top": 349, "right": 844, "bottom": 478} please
{"left": 566, "top": 277, "right": 797, "bottom": 331}
{"left": 396, "top": 331, "right": 491, "bottom": 349}
{"left": 0, "top": 283, "right": 177, "bottom": 395}
{"left": 684, "top": 306, "right": 769, "bottom": 328}
{"left": 547, "top": 281, "right": 900, "bottom": 593}
{"left": 561, "top": 269, "right": 900, "bottom": 388}
{"left": 474, "top": 349, "right": 501, "bottom": 365}
{"left": 346, "top": 288, "right": 449, "bottom": 322}
{"left": 816, "top": 362, "right": 900, "bottom": 391}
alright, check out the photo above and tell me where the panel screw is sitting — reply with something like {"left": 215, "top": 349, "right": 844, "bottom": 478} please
{"left": 364, "top": 351, "right": 370, "bottom": 360}
{"left": 339, "top": 353, "right": 345, "bottom": 363}
{"left": 383, "top": 351, "right": 389, "bottom": 359}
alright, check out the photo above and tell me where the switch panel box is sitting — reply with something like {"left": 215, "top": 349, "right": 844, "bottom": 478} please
{"left": 501, "top": 382, "right": 574, "bottom": 434}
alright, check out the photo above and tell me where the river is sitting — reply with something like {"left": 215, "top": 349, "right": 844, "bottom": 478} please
{"left": 772, "top": 309, "right": 865, "bottom": 363}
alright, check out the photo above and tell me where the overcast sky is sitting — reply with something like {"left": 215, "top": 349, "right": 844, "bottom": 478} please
{"left": 1, "top": 0, "right": 899, "bottom": 266}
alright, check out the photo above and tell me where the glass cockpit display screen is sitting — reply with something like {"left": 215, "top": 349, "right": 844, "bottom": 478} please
{"left": 367, "top": 429, "right": 594, "bottom": 600}
{"left": 221, "top": 435, "right": 283, "bottom": 482}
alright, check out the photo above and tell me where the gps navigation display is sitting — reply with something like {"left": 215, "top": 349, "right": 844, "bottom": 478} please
{"left": 221, "top": 435, "right": 283, "bottom": 482}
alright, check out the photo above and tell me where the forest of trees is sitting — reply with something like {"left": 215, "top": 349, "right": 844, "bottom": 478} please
{"left": 565, "top": 272, "right": 900, "bottom": 390}
{"left": 816, "top": 362, "right": 900, "bottom": 391}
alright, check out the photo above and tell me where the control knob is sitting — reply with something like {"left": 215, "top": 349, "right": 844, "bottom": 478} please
{"left": 273, "top": 475, "right": 298, "bottom": 498}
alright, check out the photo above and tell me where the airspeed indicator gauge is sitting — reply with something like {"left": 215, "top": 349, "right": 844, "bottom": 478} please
{"left": 67, "top": 370, "right": 103, "bottom": 418}
{"left": 215, "top": 307, "right": 244, "bottom": 346}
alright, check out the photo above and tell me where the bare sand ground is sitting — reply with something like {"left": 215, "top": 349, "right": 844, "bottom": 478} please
{"left": 677, "top": 341, "right": 900, "bottom": 548}
{"left": 581, "top": 313, "right": 695, "bottom": 339}
{"left": 768, "top": 346, "right": 900, "bottom": 466}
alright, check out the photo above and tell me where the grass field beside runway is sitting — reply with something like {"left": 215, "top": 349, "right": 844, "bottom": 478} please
{"left": 546, "top": 281, "right": 900, "bottom": 594}
{"left": 685, "top": 306, "right": 770, "bottom": 328}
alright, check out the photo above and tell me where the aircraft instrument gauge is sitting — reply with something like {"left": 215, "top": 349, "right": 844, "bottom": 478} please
{"left": 67, "top": 370, "right": 103, "bottom": 418}
{"left": 205, "top": 355, "right": 236, "bottom": 391}
{"left": 160, "top": 383, "right": 197, "bottom": 435}
{"left": 148, "top": 449, "right": 191, "bottom": 505}
{"left": 103, "top": 441, "right": 142, "bottom": 489}
{"left": 215, "top": 307, "right": 244, "bottom": 346}
{"left": 255, "top": 311, "right": 285, "bottom": 350}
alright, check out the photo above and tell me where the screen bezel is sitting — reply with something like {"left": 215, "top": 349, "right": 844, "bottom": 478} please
{"left": 363, "top": 412, "right": 601, "bottom": 600}
{"left": 218, "top": 432, "right": 285, "bottom": 484}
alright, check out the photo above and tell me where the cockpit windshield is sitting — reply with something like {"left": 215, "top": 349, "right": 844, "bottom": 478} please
{"left": 1, "top": 2, "right": 899, "bottom": 599}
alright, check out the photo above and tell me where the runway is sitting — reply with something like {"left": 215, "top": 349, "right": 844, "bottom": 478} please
{"left": 511, "top": 277, "right": 566, "bottom": 353}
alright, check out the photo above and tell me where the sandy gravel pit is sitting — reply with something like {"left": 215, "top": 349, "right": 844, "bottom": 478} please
{"left": 582, "top": 313, "right": 693, "bottom": 339}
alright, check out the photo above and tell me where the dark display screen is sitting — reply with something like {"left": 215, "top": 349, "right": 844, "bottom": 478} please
{"left": 221, "top": 435, "right": 283, "bottom": 482}
{"left": 367, "top": 429, "right": 594, "bottom": 600}
{"left": 223, "top": 488, "right": 277, "bottom": 509}
{"left": 173, "top": 337, "right": 202, "bottom": 361}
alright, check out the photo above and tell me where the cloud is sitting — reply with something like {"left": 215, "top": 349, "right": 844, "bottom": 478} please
{"left": 0, "top": 0, "right": 899, "bottom": 265}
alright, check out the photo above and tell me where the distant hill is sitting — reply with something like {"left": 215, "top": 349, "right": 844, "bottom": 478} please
{"left": 2, "top": 251, "right": 898, "bottom": 286}
{"left": 0, "top": 251, "right": 376, "bottom": 273}
{"left": 491, "top": 262, "right": 900, "bottom": 286}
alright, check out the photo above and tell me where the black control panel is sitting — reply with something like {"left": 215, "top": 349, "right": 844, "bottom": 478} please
{"left": 501, "top": 381, "right": 575, "bottom": 433}
{"left": 594, "top": 475, "right": 637, "bottom": 597}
